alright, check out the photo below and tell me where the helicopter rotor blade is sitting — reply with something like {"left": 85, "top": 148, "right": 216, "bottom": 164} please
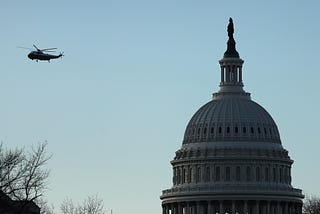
{"left": 41, "top": 48, "right": 57, "bottom": 51}
{"left": 33, "top": 44, "right": 40, "bottom": 51}
{"left": 42, "top": 50, "right": 56, "bottom": 53}
{"left": 18, "top": 46, "right": 33, "bottom": 50}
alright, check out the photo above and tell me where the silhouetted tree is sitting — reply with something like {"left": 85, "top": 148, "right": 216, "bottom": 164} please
{"left": 303, "top": 196, "right": 320, "bottom": 214}
{"left": 0, "top": 142, "right": 51, "bottom": 213}
{"left": 60, "top": 195, "right": 105, "bottom": 214}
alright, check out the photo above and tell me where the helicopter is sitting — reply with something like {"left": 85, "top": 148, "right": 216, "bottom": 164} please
{"left": 19, "top": 45, "right": 64, "bottom": 62}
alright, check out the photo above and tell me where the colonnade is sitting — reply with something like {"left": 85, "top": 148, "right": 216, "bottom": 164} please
{"left": 162, "top": 200, "right": 302, "bottom": 214}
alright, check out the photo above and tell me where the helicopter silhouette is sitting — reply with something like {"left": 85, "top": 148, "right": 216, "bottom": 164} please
{"left": 19, "top": 45, "right": 64, "bottom": 62}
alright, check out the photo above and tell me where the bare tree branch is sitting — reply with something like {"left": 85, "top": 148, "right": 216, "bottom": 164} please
{"left": 61, "top": 195, "right": 106, "bottom": 214}
{"left": 303, "top": 195, "right": 320, "bottom": 214}
{"left": 0, "top": 142, "right": 52, "bottom": 213}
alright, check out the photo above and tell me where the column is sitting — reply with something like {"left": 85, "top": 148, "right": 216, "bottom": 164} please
{"left": 231, "top": 201, "right": 236, "bottom": 214}
{"left": 255, "top": 201, "right": 260, "bottom": 213}
{"left": 208, "top": 201, "right": 212, "bottom": 214}
{"left": 233, "top": 66, "right": 238, "bottom": 83}
{"left": 212, "top": 202, "right": 216, "bottom": 214}
{"left": 261, "top": 202, "right": 266, "bottom": 214}
{"left": 299, "top": 203, "right": 303, "bottom": 214}
{"left": 219, "top": 201, "right": 224, "bottom": 214}
{"left": 243, "top": 201, "right": 248, "bottom": 214}
{"left": 221, "top": 67, "right": 224, "bottom": 83}
{"left": 277, "top": 202, "right": 281, "bottom": 214}
{"left": 239, "top": 67, "right": 242, "bottom": 83}
{"left": 186, "top": 202, "right": 190, "bottom": 214}
{"left": 197, "top": 202, "right": 200, "bottom": 214}
{"left": 166, "top": 204, "right": 170, "bottom": 214}
{"left": 284, "top": 202, "right": 288, "bottom": 214}
{"left": 178, "top": 203, "right": 182, "bottom": 214}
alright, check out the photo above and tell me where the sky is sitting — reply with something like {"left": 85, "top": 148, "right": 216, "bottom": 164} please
{"left": 1, "top": 1, "right": 320, "bottom": 213}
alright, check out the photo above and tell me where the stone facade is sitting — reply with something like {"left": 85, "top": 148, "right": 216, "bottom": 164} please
{"left": 160, "top": 18, "right": 304, "bottom": 214}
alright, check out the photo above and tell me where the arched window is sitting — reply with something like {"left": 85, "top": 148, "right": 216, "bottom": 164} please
{"left": 205, "top": 166, "right": 210, "bottom": 182}
{"left": 219, "top": 127, "right": 222, "bottom": 134}
{"left": 188, "top": 167, "right": 193, "bottom": 183}
{"left": 226, "top": 167, "right": 230, "bottom": 181}
{"left": 265, "top": 167, "right": 269, "bottom": 182}
{"left": 284, "top": 167, "right": 288, "bottom": 183}
{"left": 243, "top": 127, "right": 247, "bottom": 133}
{"left": 246, "top": 166, "right": 251, "bottom": 181}
{"left": 196, "top": 167, "right": 201, "bottom": 183}
{"left": 203, "top": 127, "right": 207, "bottom": 135}
{"left": 256, "top": 167, "right": 261, "bottom": 182}
{"left": 226, "top": 127, "right": 230, "bottom": 134}
{"left": 236, "top": 166, "right": 241, "bottom": 181}
{"left": 215, "top": 166, "right": 220, "bottom": 181}
{"left": 210, "top": 127, "right": 214, "bottom": 134}
{"left": 273, "top": 167, "right": 276, "bottom": 182}
{"left": 235, "top": 127, "right": 239, "bottom": 134}
{"left": 250, "top": 127, "right": 254, "bottom": 134}
{"left": 182, "top": 168, "right": 186, "bottom": 183}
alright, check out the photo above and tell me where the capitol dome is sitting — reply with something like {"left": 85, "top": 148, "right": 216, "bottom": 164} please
{"left": 160, "top": 18, "right": 303, "bottom": 214}
{"left": 183, "top": 97, "right": 281, "bottom": 145}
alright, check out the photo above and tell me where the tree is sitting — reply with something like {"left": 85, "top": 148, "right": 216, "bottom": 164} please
{"left": 0, "top": 142, "right": 51, "bottom": 213}
{"left": 60, "top": 195, "right": 106, "bottom": 214}
{"left": 303, "top": 196, "right": 320, "bottom": 214}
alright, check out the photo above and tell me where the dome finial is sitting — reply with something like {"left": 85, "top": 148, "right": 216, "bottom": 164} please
{"left": 224, "top": 17, "right": 239, "bottom": 58}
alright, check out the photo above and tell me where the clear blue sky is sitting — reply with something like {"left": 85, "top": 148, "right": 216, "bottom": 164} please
{"left": 1, "top": 1, "right": 320, "bottom": 213}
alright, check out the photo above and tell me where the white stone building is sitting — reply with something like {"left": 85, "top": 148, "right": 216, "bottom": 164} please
{"left": 160, "top": 18, "right": 304, "bottom": 214}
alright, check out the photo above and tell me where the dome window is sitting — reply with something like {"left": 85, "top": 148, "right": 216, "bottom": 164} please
{"left": 205, "top": 167, "right": 210, "bottom": 182}
{"left": 196, "top": 167, "right": 201, "bottom": 183}
{"left": 210, "top": 127, "right": 214, "bottom": 134}
{"left": 256, "top": 167, "right": 261, "bottom": 182}
{"left": 218, "top": 127, "right": 222, "bottom": 134}
{"left": 250, "top": 127, "right": 254, "bottom": 134}
{"left": 188, "top": 167, "right": 192, "bottom": 183}
{"left": 265, "top": 167, "right": 269, "bottom": 182}
{"left": 203, "top": 127, "right": 207, "bottom": 135}
{"left": 246, "top": 166, "right": 251, "bottom": 181}
{"left": 235, "top": 126, "right": 239, "bottom": 133}
{"left": 258, "top": 127, "right": 261, "bottom": 134}
{"left": 215, "top": 166, "right": 221, "bottom": 181}
{"left": 236, "top": 166, "right": 241, "bottom": 181}
{"left": 243, "top": 127, "right": 247, "bottom": 133}
{"left": 226, "top": 126, "right": 230, "bottom": 133}
{"left": 182, "top": 168, "right": 186, "bottom": 183}
{"left": 226, "top": 167, "right": 231, "bottom": 181}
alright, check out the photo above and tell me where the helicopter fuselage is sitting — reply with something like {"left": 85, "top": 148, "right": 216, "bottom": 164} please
{"left": 28, "top": 51, "right": 62, "bottom": 61}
